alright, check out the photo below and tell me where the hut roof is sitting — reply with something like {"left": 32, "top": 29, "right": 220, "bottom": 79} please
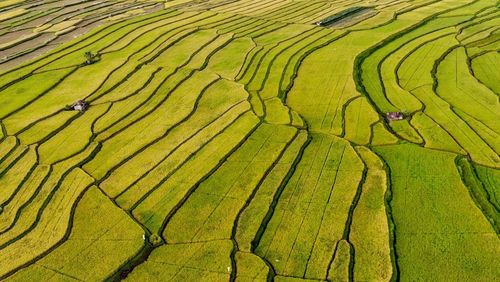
{"left": 71, "top": 100, "right": 89, "bottom": 112}
{"left": 386, "top": 112, "right": 403, "bottom": 121}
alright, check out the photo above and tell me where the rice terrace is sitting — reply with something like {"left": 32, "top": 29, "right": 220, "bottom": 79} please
{"left": 0, "top": 0, "right": 498, "bottom": 281}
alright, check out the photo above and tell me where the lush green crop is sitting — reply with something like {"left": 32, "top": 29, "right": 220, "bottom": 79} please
{"left": 0, "top": 0, "right": 498, "bottom": 281}
{"left": 374, "top": 144, "right": 499, "bottom": 281}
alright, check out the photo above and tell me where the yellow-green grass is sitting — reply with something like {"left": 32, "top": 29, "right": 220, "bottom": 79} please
{"left": 264, "top": 98, "right": 291, "bottom": 125}
{"left": 441, "top": 0, "right": 496, "bottom": 18}
{"left": 235, "top": 252, "right": 269, "bottom": 281}
{"left": 243, "top": 90, "right": 262, "bottom": 117}
{"left": 102, "top": 10, "right": 188, "bottom": 53}
{"left": 99, "top": 10, "right": 187, "bottom": 53}
{"left": 246, "top": 26, "right": 317, "bottom": 92}
{"left": 84, "top": 70, "right": 219, "bottom": 180}
{"left": 0, "top": 165, "right": 50, "bottom": 233}
{"left": 113, "top": 101, "right": 251, "bottom": 204}
{"left": 269, "top": 2, "right": 324, "bottom": 23}
{"left": 361, "top": 17, "right": 470, "bottom": 114}
{"left": 0, "top": 68, "right": 75, "bottom": 120}
{"left": 261, "top": 2, "right": 313, "bottom": 23}
{"left": 235, "top": 131, "right": 308, "bottom": 251}
{"left": 164, "top": 123, "right": 297, "bottom": 243}
{"left": 237, "top": 45, "right": 269, "bottom": 85}
{"left": 287, "top": 11, "right": 445, "bottom": 135}
{"left": 350, "top": 147, "right": 392, "bottom": 281}
{"left": 214, "top": 16, "right": 259, "bottom": 36}
{"left": 397, "top": 35, "right": 456, "bottom": 91}
{"left": 456, "top": 157, "right": 499, "bottom": 232}
{"left": 92, "top": 66, "right": 177, "bottom": 136}
{"left": 92, "top": 64, "right": 159, "bottom": 104}
{"left": 287, "top": 67, "right": 355, "bottom": 136}
{"left": 104, "top": 20, "right": 203, "bottom": 72}
{"left": 0, "top": 0, "right": 498, "bottom": 280}
{"left": 288, "top": 3, "right": 341, "bottom": 24}
{"left": 387, "top": 119, "right": 423, "bottom": 143}
{"left": 259, "top": 29, "right": 332, "bottom": 100}
{"left": 279, "top": 29, "right": 343, "bottom": 94}
{"left": 37, "top": 104, "right": 109, "bottom": 165}
{"left": 126, "top": 240, "right": 232, "bottom": 281}
{"left": 467, "top": 34, "right": 500, "bottom": 56}
{"left": 452, "top": 108, "right": 500, "bottom": 154}
{"left": 474, "top": 164, "right": 500, "bottom": 211}
{"left": 0, "top": 9, "right": 177, "bottom": 82}
{"left": 0, "top": 136, "right": 17, "bottom": 160}
{"left": 235, "top": 45, "right": 262, "bottom": 81}
{"left": 256, "top": 134, "right": 363, "bottom": 279}
{"left": 238, "top": 21, "right": 287, "bottom": 39}
{"left": 17, "top": 110, "right": 77, "bottom": 145}
{"left": 379, "top": 26, "right": 461, "bottom": 113}
{"left": 299, "top": 2, "right": 341, "bottom": 24}
{"left": 411, "top": 85, "right": 499, "bottom": 167}
{"left": 460, "top": 25, "right": 498, "bottom": 46}
{"left": 275, "top": 276, "right": 322, "bottom": 282}
{"left": 240, "top": 25, "right": 312, "bottom": 82}
{"left": 374, "top": 143, "right": 500, "bottom": 281}
{"left": 84, "top": 11, "right": 218, "bottom": 69}
{"left": 328, "top": 240, "right": 351, "bottom": 282}
{"left": 184, "top": 32, "right": 234, "bottom": 70}
{"left": 132, "top": 112, "right": 260, "bottom": 234}
{"left": 410, "top": 112, "right": 465, "bottom": 154}
{"left": 0, "top": 145, "right": 27, "bottom": 174}
{"left": 219, "top": 17, "right": 265, "bottom": 38}
{"left": 215, "top": 0, "right": 284, "bottom": 16}
{"left": 0, "top": 143, "right": 99, "bottom": 245}
{"left": 0, "top": 145, "right": 36, "bottom": 206}
{"left": 150, "top": 29, "right": 219, "bottom": 68}
{"left": 103, "top": 78, "right": 249, "bottom": 198}
{"left": 344, "top": 97, "right": 379, "bottom": 145}
{"left": 471, "top": 51, "right": 499, "bottom": 94}
{"left": 206, "top": 37, "right": 255, "bottom": 80}
{"left": 457, "top": 15, "right": 500, "bottom": 43}
{"left": 290, "top": 110, "right": 304, "bottom": 128}
{"left": 6, "top": 186, "right": 143, "bottom": 281}
{"left": 94, "top": 68, "right": 190, "bottom": 139}
{"left": 436, "top": 47, "right": 499, "bottom": 135}
{"left": 348, "top": 1, "right": 407, "bottom": 30}
{"left": 83, "top": 24, "right": 200, "bottom": 101}
{"left": 2, "top": 54, "right": 130, "bottom": 135}
{"left": 0, "top": 168, "right": 94, "bottom": 277}
{"left": 371, "top": 122, "right": 398, "bottom": 146}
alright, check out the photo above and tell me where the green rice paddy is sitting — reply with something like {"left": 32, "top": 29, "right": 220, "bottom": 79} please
{"left": 0, "top": 0, "right": 498, "bottom": 281}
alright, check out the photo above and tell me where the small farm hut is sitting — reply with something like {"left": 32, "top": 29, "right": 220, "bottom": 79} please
{"left": 70, "top": 100, "right": 89, "bottom": 112}
{"left": 386, "top": 112, "right": 404, "bottom": 121}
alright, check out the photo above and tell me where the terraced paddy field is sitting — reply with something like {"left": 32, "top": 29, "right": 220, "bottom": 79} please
{"left": 0, "top": 0, "right": 498, "bottom": 281}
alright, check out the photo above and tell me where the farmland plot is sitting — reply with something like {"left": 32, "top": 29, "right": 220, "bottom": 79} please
{"left": 0, "top": 0, "right": 498, "bottom": 281}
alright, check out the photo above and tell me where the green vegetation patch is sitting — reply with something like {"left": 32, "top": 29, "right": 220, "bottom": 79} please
{"left": 7, "top": 186, "right": 143, "bottom": 281}
{"left": 374, "top": 144, "right": 500, "bottom": 281}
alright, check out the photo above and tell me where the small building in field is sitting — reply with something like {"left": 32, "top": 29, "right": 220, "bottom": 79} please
{"left": 70, "top": 100, "right": 89, "bottom": 112}
{"left": 386, "top": 112, "right": 404, "bottom": 121}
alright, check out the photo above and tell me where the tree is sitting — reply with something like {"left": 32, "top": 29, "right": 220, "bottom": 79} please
{"left": 84, "top": 51, "right": 96, "bottom": 65}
